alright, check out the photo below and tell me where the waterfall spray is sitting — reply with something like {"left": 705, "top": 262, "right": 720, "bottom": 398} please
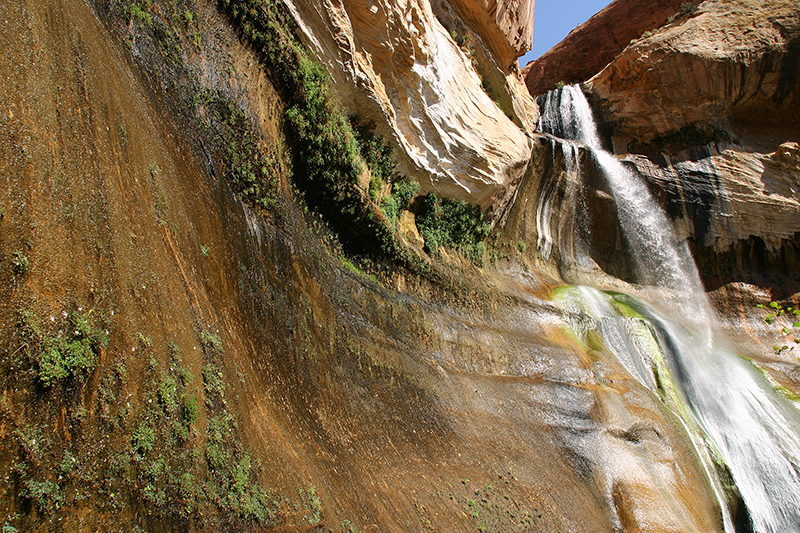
{"left": 540, "top": 84, "right": 800, "bottom": 533}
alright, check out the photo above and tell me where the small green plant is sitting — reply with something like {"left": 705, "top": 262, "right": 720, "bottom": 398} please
{"left": 183, "top": 397, "right": 199, "bottom": 424}
{"left": 304, "top": 487, "right": 322, "bottom": 525}
{"left": 200, "top": 244, "right": 210, "bottom": 257}
{"left": 199, "top": 330, "right": 223, "bottom": 353}
{"left": 11, "top": 251, "right": 28, "bottom": 276}
{"left": 340, "top": 519, "right": 358, "bottom": 533}
{"left": 416, "top": 193, "right": 489, "bottom": 263}
{"left": 130, "top": 1, "right": 153, "bottom": 26}
{"left": 183, "top": 9, "right": 194, "bottom": 24}
{"left": 137, "top": 332, "right": 153, "bottom": 349}
{"left": 202, "top": 364, "right": 226, "bottom": 396}
{"left": 380, "top": 178, "right": 419, "bottom": 225}
{"left": 131, "top": 422, "right": 156, "bottom": 458}
{"left": 351, "top": 117, "right": 395, "bottom": 201}
{"left": 517, "top": 242, "right": 526, "bottom": 253}
{"left": 680, "top": 1, "right": 700, "bottom": 15}
{"left": 22, "top": 479, "right": 64, "bottom": 514}
{"left": 58, "top": 450, "right": 79, "bottom": 475}
{"left": 758, "top": 301, "right": 800, "bottom": 356}
{"left": 20, "top": 309, "right": 109, "bottom": 387}
{"left": 341, "top": 256, "right": 380, "bottom": 284}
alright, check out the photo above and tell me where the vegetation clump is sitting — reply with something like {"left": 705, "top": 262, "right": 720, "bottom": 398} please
{"left": 758, "top": 301, "right": 800, "bottom": 356}
{"left": 351, "top": 117, "right": 395, "bottom": 201}
{"left": 19, "top": 309, "right": 109, "bottom": 387}
{"left": 198, "top": 92, "right": 280, "bottom": 210}
{"left": 219, "top": 0, "right": 412, "bottom": 261}
{"left": 416, "top": 193, "right": 489, "bottom": 263}
{"left": 11, "top": 251, "right": 29, "bottom": 277}
{"left": 667, "top": 2, "right": 701, "bottom": 24}
{"left": 381, "top": 178, "right": 419, "bottom": 225}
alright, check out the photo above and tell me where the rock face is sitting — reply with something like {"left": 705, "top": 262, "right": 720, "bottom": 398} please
{"left": 283, "top": 0, "right": 536, "bottom": 208}
{"left": 522, "top": 0, "right": 684, "bottom": 98}
{"left": 571, "top": 0, "right": 800, "bottom": 296}
{"left": 0, "top": 1, "right": 727, "bottom": 530}
{"left": 445, "top": 0, "right": 534, "bottom": 70}
{"left": 587, "top": 0, "right": 800, "bottom": 149}
{"left": 629, "top": 143, "right": 800, "bottom": 297}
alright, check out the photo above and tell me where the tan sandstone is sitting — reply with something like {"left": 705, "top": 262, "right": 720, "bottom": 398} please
{"left": 587, "top": 0, "right": 800, "bottom": 148}
{"left": 282, "top": 0, "right": 537, "bottom": 209}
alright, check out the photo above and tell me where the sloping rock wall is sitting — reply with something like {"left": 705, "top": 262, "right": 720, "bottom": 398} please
{"left": 0, "top": 0, "right": 728, "bottom": 531}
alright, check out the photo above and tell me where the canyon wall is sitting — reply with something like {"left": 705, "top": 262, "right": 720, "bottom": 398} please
{"left": 515, "top": 0, "right": 800, "bottom": 299}
{"left": 588, "top": 0, "right": 800, "bottom": 148}
{"left": 522, "top": 0, "right": 684, "bottom": 97}
{"left": 282, "top": 0, "right": 537, "bottom": 208}
{"left": 583, "top": 0, "right": 800, "bottom": 296}
{"left": 0, "top": 0, "right": 730, "bottom": 531}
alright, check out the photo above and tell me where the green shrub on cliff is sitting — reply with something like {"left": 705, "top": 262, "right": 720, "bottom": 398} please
{"left": 220, "top": 0, "right": 415, "bottom": 264}
{"left": 19, "top": 309, "right": 109, "bottom": 387}
{"left": 381, "top": 178, "right": 419, "bottom": 225}
{"left": 759, "top": 301, "right": 800, "bottom": 356}
{"left": 416, "top": 193, "right": 489, "bottom": 263}
{"left": 351, "top": 117, "right": 395, "bottom": 201}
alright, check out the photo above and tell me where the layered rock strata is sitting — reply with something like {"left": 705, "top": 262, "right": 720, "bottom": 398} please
{"left": 629, "top": 143, "right": 800, "bottom": 296}
{"left": 572, "top": 0, "right": 800, "bottom": 297}
{"left": 587, "top": 0, "right": 800, "bottom": 149}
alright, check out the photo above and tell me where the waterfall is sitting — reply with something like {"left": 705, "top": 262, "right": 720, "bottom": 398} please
{"left": 535, "top": 138, "right": 591, "bottom": 265}
{"left": 540, "top": 85, "right": 800, "bottom": 533}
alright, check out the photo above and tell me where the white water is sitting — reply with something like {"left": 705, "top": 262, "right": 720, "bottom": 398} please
{"left": 540, "top": 85, "right": 800, "bottom": 533}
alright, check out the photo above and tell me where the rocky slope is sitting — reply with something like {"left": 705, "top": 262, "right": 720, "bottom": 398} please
{"left": 521, "top": 0, "right": 685, "bottom": 97}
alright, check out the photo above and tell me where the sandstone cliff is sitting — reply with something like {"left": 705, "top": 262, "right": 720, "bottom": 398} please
{"left": 0, "top": 0, "right": 731, "bottom": 531}
{"left": 575, "top": 0, "right": 800, "bottom": 297}
{"left": 282, "top": 0, "right": 537, "bottom": 208}
{"left": 522, "top": 0, "right": 685, "bottom": 97}
{"left": 588, "top": 0, "right": 800, "bottom": 148}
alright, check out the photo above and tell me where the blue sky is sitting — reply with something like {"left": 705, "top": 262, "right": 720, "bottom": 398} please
{"left": 518, "top": 0, "right": 613, "bottom": 68}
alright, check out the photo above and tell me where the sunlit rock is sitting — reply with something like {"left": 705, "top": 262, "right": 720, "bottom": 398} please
{"left": 282, "top": 0, "right": 535, "bottom": 208}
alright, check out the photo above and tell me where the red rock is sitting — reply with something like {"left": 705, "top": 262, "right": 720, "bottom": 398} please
{"left": 521, "top": 0, "right": 684, "bottom": 97}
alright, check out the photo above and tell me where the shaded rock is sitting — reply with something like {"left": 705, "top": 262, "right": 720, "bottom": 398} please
{"left": 625, "top": 144, "right": 800, "bottom": 296}
{"left": 522, "top": 0, "right": 684, "bottom": 98}
{"left": 445, "top": 0, "right": 534, "bottom": 71}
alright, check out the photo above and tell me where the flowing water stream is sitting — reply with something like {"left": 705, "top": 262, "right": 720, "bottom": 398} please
{"left": 538, "top": 85, "right": 800, "bottom": 533}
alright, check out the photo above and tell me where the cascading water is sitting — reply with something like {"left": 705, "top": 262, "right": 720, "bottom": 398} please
{"left": 539, "top": 85, "right": 800, "bottom": 533}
